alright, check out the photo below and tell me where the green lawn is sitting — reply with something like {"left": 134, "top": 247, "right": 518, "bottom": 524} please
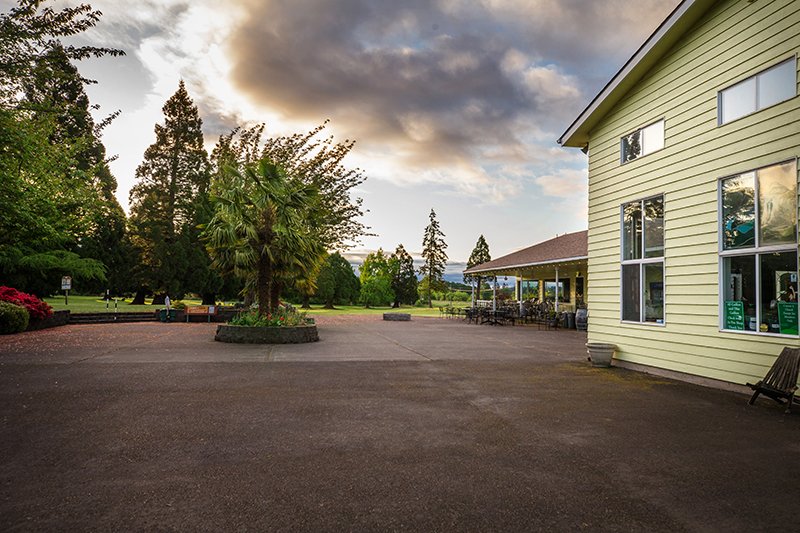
{"left": 45, "top": 295, "right": 462, "bottom": 317}
{"left": 45, "top": 295, "right": 205, "bottom": 313}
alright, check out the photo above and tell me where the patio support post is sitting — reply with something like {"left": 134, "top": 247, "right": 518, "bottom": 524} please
{"left": 555, "top": 266, "right": 560, "bottom": 313}
{"left": 471, "top": 282, "right": 475, "bottom": 308}
{"left": 492, "top": 277, "right": 497, "bottom": 312}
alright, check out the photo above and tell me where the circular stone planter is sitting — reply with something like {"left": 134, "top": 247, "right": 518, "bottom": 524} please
{"left": 586, "top": 342, "right": 616, "bottom": 368}
{"left": 214, "top": 324, "right": 319, "bottom": 344}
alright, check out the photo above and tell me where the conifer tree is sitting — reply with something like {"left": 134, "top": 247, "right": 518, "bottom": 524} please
{"left": 419, "top": 209, "right": 448, "bottom": 307}
{"left": 128, "top": 81, "right": 210, "bottom": 303}
{"left": 465, "top": 234, "right": 491, "bottom": 302}
{"left": 390, "top": 244, "right": 418, "bottom": 308}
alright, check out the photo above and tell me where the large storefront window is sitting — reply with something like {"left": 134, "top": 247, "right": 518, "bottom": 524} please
{"left": 621, "top": 195, "right": 665, "bottom": 324}
{"left": 720, "top": 160, "right": 798, "bottom": 336}
{"left": 544, "top": 280, "right": 570, "bottom": 303}
{"left": 520, "top": 280, "right": 539, "bottom": 300}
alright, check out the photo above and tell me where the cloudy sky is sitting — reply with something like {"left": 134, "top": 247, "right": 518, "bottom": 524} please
{"left": 10, "top": 0, "right": 680, "bottom": 267}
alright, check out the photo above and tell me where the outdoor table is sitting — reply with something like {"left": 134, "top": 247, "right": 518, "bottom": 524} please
{"left": 481, "top": 309, "right": 507, "bottom": 326}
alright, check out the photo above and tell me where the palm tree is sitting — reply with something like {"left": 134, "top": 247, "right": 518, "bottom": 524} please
{"left": 204, "top": 158, "right": 325, "bottom": 316}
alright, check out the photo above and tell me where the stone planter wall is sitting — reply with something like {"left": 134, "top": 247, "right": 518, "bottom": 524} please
{"left": 26, "top": 310, "right": 70, "bottom": 331}
{"left": 215, "top": 324, "right": 319, "bottom": 344}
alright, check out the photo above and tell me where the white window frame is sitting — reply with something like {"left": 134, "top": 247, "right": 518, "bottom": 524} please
{"left": 717, "top": 158, "right": 799, "bottom": 337}
{"left": 717, "top": 56, "right": 798, "bottom": 126}
{"left": 620, "top": 194, "right": 665, "bottom": 325}
{"left": 620, "top": 119, "right": 665, "bottom": 164}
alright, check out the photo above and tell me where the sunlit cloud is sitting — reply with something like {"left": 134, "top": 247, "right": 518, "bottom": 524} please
{"left": 7, "top": 0, "right": 679, "bottom": 258}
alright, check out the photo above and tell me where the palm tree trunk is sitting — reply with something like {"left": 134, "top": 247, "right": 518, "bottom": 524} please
{"left": 257, "top": 254, "right": 271, "bottom": 317}
{"left": 269, "top": 280, "right": 283, "bottom": 313}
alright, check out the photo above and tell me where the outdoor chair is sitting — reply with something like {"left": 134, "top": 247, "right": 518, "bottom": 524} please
{"left": 747, "top": 347, "right": 800, "bottom": 413}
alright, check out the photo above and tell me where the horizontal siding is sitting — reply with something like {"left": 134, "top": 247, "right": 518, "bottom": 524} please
{"left": 585, "top": 0, "right": 800, "bottom": 385}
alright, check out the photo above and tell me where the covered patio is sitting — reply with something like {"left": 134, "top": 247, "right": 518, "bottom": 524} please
{"left": 462, "top": 231, "right": 588, "bottom": 324}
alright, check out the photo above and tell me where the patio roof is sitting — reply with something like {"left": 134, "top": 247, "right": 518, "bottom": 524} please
{"left": 464, "top": 230, "right": 588, "bottom": 275}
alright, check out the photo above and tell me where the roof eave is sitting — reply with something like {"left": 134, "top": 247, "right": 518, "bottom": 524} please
{"left": 557, "top": 0, "right": 716, "bottom": 148}
{"left": 464, "top": 255, "right": 589, "bottom": 275}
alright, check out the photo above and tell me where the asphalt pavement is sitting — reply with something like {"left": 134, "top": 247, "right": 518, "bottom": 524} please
{"left": 1, "top": 316, "right": 798, "bottom": 531}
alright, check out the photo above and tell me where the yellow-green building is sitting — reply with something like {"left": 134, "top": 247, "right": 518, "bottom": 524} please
{"left": 558, "top": 0, "right": 799, "bottom": 386}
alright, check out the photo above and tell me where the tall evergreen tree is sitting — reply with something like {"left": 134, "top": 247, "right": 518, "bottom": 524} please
{"left": 128, "top": 81, "right": 210, "bottom": 303}
{"left": 389, "top": 244, "right": 418, "bottom": 308}
{"left": 464, "top": 235, "right": 491, "bottom": 303}
{"left": 419, "top": 209, "right": 448, "bottom": 307}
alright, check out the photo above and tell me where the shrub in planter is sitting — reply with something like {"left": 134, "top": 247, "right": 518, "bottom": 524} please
{"left": 0, "top": 286, "right": 52, "bottom": 320}
{"left": 0, "top": 301, "right": 30, "bottom": 334}
{"left": 229, "top": 307, "right": 310, "bottom": 327}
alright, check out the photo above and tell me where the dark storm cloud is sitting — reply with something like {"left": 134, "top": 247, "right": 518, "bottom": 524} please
{"left": 231, "top": 1, "right": 527, "bottom": 162}
{"left": 227, "top": 0, "right": 677, "bottom": 182}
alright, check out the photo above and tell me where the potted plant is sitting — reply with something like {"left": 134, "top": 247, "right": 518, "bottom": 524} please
{"left": 586, "top": 342, "right": 616, "bottom": 367}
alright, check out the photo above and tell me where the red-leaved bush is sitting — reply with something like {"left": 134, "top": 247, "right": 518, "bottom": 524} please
{"left": 0, "top": 286, "right": 53, "bottom": 321}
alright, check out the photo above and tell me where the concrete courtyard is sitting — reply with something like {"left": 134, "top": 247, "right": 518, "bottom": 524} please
{"left": 1, "top": 316, "right": 798, "bottom": 531}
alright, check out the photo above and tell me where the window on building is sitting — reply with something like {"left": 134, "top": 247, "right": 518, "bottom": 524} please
{"left": 718, "top": 58, "right": 796, "bottom": 125}
{"left": 621, "top": 119, "right": 664, "bottom": 163}
{"left": 621, "top": 195, "right": 665, "bottom": 324}
{"left": 720, "top": 160, "right": 798, "bottom": 335}
{"left": 519, "top": 279, "right": 540, "bottom": 301}
{"left": 544, "top": 280, "right": 570, "bottom": 303}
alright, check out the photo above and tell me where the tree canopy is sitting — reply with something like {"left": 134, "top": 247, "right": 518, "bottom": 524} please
{"left": 128, "top": 81, "right": 210, "bottom": 301}
{"left": 315, "top": 252, "right": 360, "bottom": 309}
{"left": 389, "top": 244, "right": 418, "bottom": 307}
{"left": 204, "top": 159, "right": 325, "bottom": 315}
{"left": 359, "top": 248, "right": 393, "bottom": 308}
{"left": 0, "top": 0, "right": 123, "bottom": 296}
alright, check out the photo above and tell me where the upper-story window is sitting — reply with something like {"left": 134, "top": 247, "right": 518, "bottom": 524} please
{"left": 620, "top": 120, "right": 664, "bottom": 163}
{"left": 718, "top": 57, "right": 796, "bottom": 125}
{"left": 621, "top": 195, "right": 665, "bottom": 324}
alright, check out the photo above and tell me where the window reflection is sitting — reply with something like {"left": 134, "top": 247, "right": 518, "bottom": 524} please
{"left": 758, "top": 161, "right": 797, "bottom": 247}
{"left": 721, "top": 173, "right": 755, "bottom": 250}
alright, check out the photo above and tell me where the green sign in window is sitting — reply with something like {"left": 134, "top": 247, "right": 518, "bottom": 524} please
{"left": 724, "top": 301, "right": 745, "bottom": 331}
{"left": 777, "top": 302, "right": 798, "bottom": 335}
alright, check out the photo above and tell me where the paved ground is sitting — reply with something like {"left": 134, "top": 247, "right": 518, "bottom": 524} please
{"left": 1, "top": 316, "right": 799, "bottom": 531}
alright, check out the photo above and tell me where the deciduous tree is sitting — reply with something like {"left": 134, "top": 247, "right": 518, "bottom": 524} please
{"left": 359, "top": 249, "right": 393, "bottom": 308}
{"left": 315, "top": 252, "right": 359, "bottom": 309}
{"left": 0, "top": 1, "right": 123, "bottom": 295}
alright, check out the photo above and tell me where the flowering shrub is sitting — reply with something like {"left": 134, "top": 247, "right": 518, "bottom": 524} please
{"left": 0, "top": 301, "right": 29, "bottom": 334}
{"left": 0, "top": 286, "right": 53, "bottom": 321}
{"left": 230, "top": 307, "right": 309, "bottom": 327}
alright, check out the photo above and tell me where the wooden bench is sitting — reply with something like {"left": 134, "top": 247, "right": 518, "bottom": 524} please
{"left": 184, "top": 305, "right": 217, "bottom": 323}
{"left": 747, "top": 347, "right": 800, "bottom": 413}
